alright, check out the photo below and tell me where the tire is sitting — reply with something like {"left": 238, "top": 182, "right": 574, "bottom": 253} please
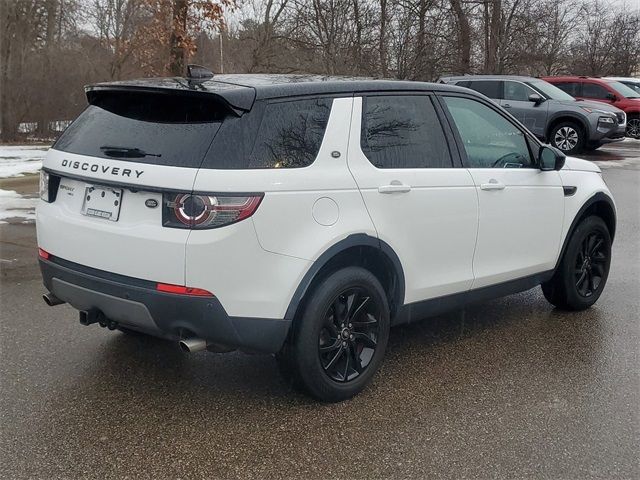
{"left": 627, "top": 115, "right": 640, "bottom": 139}
{"left": 276, "top": 267, "right": 390, "bottom": 402}
{"left": 542, "top": 216, "right": 611, "bottom": 311}
{"left": 549, "top": 121, "right": 585, "bottom": 155}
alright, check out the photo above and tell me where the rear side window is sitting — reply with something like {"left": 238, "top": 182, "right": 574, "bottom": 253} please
{"left": 360, "top": 95, "right": 452, "bottom": 169}
{"left": 467, "top": 81, "right": 502, "bottom": 99}
{"left": 583, "top": 83, "right": 610, "bottom": 99}
{"left": 54, "top": 92, "right": 226, "bottom": 168}
{"left": 202, "top": 97, "right": 332, "bottom": 169}
{"left": 555, "top": 82, "right": 581, "bottom": 96}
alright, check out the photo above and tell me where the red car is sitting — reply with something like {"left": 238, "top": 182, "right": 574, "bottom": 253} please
{"left": 542, "top": 76, "right": 640, "bottom": 139}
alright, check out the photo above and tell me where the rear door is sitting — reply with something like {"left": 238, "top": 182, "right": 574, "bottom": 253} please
{"left": 439, "top": 94, "right": 564, "bottom": 288}
{"left": 347, "top": 94, "right": 478, "bottom": 304}
{"left": 37, "top": 91, "right": 229, "bottom": 284}
{"left": 500, "top": 80, "right": 548, "bottom": 137}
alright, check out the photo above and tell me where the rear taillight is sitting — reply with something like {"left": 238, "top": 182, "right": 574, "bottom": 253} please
{"left": 39, "top": 170, "right": 61, "bottom": 203}
{"left": 38, "top": 248, "right": 51, "bottom": 260}
{"left": 162, "top": 193, "right": 263, "bottom": 229}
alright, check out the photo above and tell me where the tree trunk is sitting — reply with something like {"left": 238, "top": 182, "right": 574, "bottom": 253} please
{"left": 169, "top": 0, "right": 188, "bottom": 76}
{"left": 379, "top": 0, "right": 387, "bottom": 77}
{"left": 450, "top": 0, "right": 470, "bottom": 74}
{"left": 0, "top": 0, "right": 17, "bottom": 142}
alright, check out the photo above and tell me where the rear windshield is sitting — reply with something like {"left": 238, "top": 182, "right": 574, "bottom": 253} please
{"left": 55, "top": 92, "right": 333, "bottom": 170}
{"left": 54, "top": 92, "right": 227, "bottom": 168}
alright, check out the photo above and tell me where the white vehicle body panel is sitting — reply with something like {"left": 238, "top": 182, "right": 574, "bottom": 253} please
{"left": 347, "top": 97, "right": 479, "bottom": 303}
{"left": 467, "top": 168, "right": 564, "bottom": 288}
{"left": 37, "top": 150, "right": 198, "bottom": 284}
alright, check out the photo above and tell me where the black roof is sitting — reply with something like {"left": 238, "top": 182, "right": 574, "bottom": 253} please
{"left": 85, "top": 74, "right": 469, "bottom": 113}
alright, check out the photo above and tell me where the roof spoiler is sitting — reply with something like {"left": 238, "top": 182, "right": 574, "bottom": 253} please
{"left": 84, "top": 79, "right": 255, "bottom": 116}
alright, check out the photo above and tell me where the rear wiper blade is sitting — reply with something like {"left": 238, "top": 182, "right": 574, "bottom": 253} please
{"left": 100, "top": 146, "right": 161, "bottom": 158}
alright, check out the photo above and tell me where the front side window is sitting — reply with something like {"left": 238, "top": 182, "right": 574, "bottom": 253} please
{"left": 442, "top": 96, "right": 534, "bottom": 169}
{"left": 504, "top": 81, "right": 536, "bottom": 101}
{"left": 582, "top": 83, "right": 610, "bottom": 99}
{"left": 360, "top": 95, "right": 452, "bottom": 169}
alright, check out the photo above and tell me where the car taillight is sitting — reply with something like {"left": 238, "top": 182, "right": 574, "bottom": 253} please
{"left": 39, "top": 170, "right": 61, "bottom": 203}
{"left": 162, "top": 193, "right": 263, "bottom": 229}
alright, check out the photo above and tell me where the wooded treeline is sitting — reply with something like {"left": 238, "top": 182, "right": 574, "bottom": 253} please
{"left": 1, "top": 0, "right": 638, "bottom": 141}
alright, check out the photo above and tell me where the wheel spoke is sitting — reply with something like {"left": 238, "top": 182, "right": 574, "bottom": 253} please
{"left": 592, "top": 252, "right": 606, "bottom": 264}
{"left": 350, "top": 344, "right": 363, "bottom": 373}
{"left": 589, "top": 238, "right": 603, "bottom": 256}
{"left": 352, "top": 313, "right": 378, "bottom": 330}
{"left": 353, "top": 331, "right": 377, "bottom": 349}
{"left": 342, "top": 347, "right": 351, "bottom": 381}
{"left": 349, "top": 295, "right": 370, "bottom": 322}
{"left": 323, "top": 345, "right": 344, "bottom": 371}
{"left": 320, "top": 338, "right": 341, "bottom": 354}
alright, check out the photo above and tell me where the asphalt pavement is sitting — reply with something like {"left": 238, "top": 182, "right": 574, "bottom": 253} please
{"left": 1, "top": 141, "right": 639, "bottom": 479}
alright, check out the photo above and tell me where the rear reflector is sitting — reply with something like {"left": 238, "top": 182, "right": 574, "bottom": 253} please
{"left": 156, "top": 283, "right": 213, "bottom": 297}
{"left": 38, "top": 248, "right": 51, "bottom": 260}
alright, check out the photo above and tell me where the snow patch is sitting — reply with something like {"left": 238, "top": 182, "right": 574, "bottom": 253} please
{"left": 0, "top": 145, "right": 49, "bottom": 178}
{"left": 0, "top": 189, "right": 38, "bottom": 224}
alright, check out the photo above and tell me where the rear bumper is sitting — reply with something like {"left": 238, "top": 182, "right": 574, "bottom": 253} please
{"left": 39, "top": 256, "right": 291, "bottom": 353}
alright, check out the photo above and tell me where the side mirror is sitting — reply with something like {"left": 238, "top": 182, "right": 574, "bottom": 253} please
{"left": 539, "top": 145, "right": 565, "bottom": 171}
{"left": 528, "top": 93, "right": 544, "bottom": 105}
{"left": 606, "top": 92, "right": 617, "bottom": 101}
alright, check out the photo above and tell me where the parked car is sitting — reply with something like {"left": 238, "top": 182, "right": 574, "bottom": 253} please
{"left": 543, "top": 76, "right": 640, "bottom": 139}
{"left": 38, "top": 70, "right": 616, "bottom": 402}
{"left": 439, "top": 75, "right": 627, "bottom": 154}
{"left": 605, "top": 77, "right": 640, "bottom": 95}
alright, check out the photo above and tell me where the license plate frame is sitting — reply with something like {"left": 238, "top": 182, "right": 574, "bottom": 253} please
{"left": 81, "top": 185, "right": 123, "bottom": 222}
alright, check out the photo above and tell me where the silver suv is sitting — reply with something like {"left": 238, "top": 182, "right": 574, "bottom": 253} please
{"left": 439, "top": 75, "right": 627, "bottom": 154}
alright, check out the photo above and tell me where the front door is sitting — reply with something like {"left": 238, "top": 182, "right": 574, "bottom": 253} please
{"left": 440, "top": 94, "right": 564, "bottom": 289}
{"left": 500, "top": 80, "right": 549, "bottom": 137}
{"left": 347, "top": 94, "right": 478, "bottom": 304}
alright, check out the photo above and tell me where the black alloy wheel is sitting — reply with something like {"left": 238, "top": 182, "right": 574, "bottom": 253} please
{"left": 319, "top": 288, "right": 380, "bottom": 383}
{"left": 574, "top": 231, "right": 608, "bottom": 298}
{"left": 276, "top": 266, "right": 390, "bottom": 402}
{"left": 541, "top": 215, "right": 611, "bottom": 311}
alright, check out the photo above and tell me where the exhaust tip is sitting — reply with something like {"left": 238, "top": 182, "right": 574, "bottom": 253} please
{"left": 43, "top": 292, "right": 65, "bottom": 307}
{"left": 179, "top": 338, "right": 207, "bottom": 353}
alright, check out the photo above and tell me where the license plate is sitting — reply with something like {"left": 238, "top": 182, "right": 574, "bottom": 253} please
{"left": 81, "top": 185, "right": 123, "bottom": 221}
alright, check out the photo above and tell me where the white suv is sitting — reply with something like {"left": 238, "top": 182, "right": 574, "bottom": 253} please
{"left": 37, "top": 71, "right": 616, "bottom": 402}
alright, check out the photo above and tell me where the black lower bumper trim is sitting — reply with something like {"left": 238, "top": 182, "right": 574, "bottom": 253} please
{"left": 39, "top": 257, "right": 291, "bottom": 353}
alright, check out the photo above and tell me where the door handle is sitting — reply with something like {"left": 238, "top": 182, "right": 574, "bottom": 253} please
{"left": 378, "top": 181, "right": 412, "bottom": 194}
{"left": 503, "top": 103, "right": 512, "bottom": 108}
{"left": 480, "top": 179, "right": 506, "bottom": 191}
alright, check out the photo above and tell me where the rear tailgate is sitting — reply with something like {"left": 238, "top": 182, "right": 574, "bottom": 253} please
{"left": 36, "top": 87, "right": 249, "bottom": 284}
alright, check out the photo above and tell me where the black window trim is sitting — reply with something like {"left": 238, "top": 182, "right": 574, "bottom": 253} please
{"left": 359, "top": 91, "right": 463, "bottom": 169}
{"left": 434, "top": 92, "right": 542, "bottom": 170}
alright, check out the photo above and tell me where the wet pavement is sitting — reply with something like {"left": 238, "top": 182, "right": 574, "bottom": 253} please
{"left": 1, "top": 141, "right": 639, "bottom": 479}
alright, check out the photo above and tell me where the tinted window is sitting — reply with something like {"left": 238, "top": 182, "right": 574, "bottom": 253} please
{"left": 442, "top": 96, "right": 533, "bottom": 168}
{"left": 555, "top": 82, "right": 581, "bottom": 97}
{"left": 504, "top": 81, "right": 536, "bottom": 101}
{"left": 248, "top": 98, "right": 331, "bottom": 168}
{"left": 360, "top": 95, "right": 452, "bottom": 169}
{"left": 582, "top": 83, "right": 610, "bottom": 99}
{"left": 467, "top": 81, "right": 502, "bottom": 99}
{"left": 54, "top": 92, "right": 225, "bottom": 168}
